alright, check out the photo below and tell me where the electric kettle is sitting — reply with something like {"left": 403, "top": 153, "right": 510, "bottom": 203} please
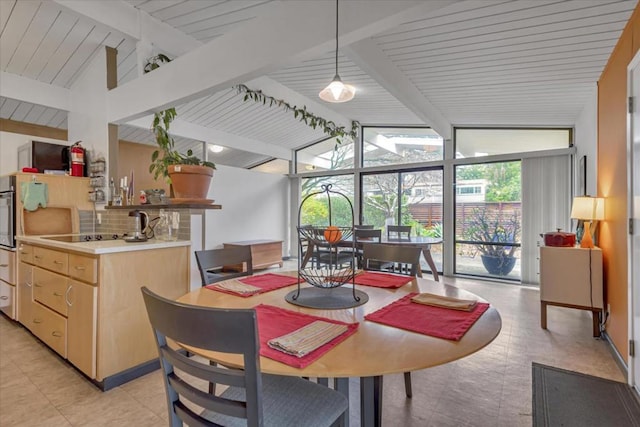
{"left": 125, "top": 210, "right": 149, "bottom": 242}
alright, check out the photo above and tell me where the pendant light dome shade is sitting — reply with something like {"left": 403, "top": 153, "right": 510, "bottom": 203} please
{"left": 319, "top": 0, "right": 355, "bottom": 103}
{"left": 319, "top": 74, "right": 356, "bottom": 103}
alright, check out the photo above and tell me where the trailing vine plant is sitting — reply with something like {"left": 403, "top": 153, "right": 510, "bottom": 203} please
{"left": 145, "top": 54, "right": 215, "bottom": 182}
{"left": 235, "top": 84, "right": 359, "bottom": 145}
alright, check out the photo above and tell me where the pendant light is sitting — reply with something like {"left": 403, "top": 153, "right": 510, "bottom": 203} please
{"left": 319, "top": 0, "right": 355, "bottom": 103}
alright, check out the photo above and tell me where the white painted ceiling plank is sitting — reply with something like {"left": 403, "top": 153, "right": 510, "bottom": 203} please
{"left": 23, "top": 104, "right": 47, "bottom": 124}
{"left": 10, "top": 101, "right": 34, "bottom": 122}
{"left": 0, "top": 0, "right": 41, "bottom": 71}
{"left": 38, "top": 20, "right": 96, "bottom": 83}
{"left": 131, "top": 0, "right": 187, "bottom": 15}
{"left": 4, "top": 1, "right": 60, "bottom": 76}
{"left": 54, "top": 28, "right": 113, "bottom": 87}
{"left": 35, "top": 106, "right": 61, "bottom": 126}
{"left": 0, "top": 0, "right": 17, "bottom": 35}
{"left": 21, "top": 11, "right": 78, "bottom": 80}
{"left": 166, "top": 0, "right": 270, "bottom": 29}
{"left": 0, "top": 97, "right": 20, "bottom": 118}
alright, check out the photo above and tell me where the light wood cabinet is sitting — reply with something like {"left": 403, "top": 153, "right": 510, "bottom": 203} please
{"left": 17, "top": 260, "right": 33, "bottom": 330}
{"left": 17, "top": 238, "right": 190, "bottom": 388}
{"left": 223, "top": 240, "right": 283, "bottom": 270}
{"left": 20, "top": 245, "right": 95, "bottom": 373}
{"left": 0, "top": 248, "right": 16, "bottom": 319}
{"left": 67, "top": 280, "right": 97, "bottom": 378}
{"left": 540, "top": 246, "right": 603, "bottom": 336}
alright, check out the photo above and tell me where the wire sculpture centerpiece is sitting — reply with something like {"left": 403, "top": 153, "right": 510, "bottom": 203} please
{"left": 285, "top": 184, "right": 369, "bottom": 309}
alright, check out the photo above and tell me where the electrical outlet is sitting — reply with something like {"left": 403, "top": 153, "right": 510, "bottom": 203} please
{"left": 97, "top": 213, "right": 102, "bottom": 225}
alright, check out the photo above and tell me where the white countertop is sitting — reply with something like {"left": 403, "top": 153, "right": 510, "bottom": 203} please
{"left": 16, "top": 235, "right": 191, "bottom": 255}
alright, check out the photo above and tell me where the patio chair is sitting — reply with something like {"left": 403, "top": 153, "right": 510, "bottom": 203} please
{"left": 195, "top": 246, "right": 253, "bottom": 286}
{"left": 387, "top": 225, "right": 412, "bottom": 241}
{"left": 361, "top": 242, "right": 422, "bottom": 398}
{"left": 141, "top": 287, "right": 349, "bottom": 427}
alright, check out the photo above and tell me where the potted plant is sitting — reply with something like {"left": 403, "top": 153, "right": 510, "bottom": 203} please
{"left": 465, "top": 208, "right": 520, "bottom": 276}
{"left": 146, "top": 54, "right": 216, "bottom": 200}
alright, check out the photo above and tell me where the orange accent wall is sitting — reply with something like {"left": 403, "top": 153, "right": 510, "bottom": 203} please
{"left": 598, "top": 3, "right": 640, "bottom": 363}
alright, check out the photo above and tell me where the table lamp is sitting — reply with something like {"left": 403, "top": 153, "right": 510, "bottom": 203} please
{"left": 570, "top": 196, "right": 605, "bottom": 248}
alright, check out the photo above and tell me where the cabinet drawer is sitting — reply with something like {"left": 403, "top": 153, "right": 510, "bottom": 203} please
{"left": 69, "top": 254, "right": 97, "bottom": 284}
{"left": 33, "top": 268, "right": 69, "bottom": 316}
{"left": 18, "top": 243, "right": 33, "bottom": 264}
{"left": 0, "top": 280, "right": 15, "bottom": 320}
{"left": 32, "top": 302, "right": 67, "bottom": 358}
{"left": 0, "top": 248, "right": 15, "bottom": 284}
{"left": 33, "top": 246, "right": 68, "bottom": 275}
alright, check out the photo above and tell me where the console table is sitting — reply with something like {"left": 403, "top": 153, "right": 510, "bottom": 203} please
{"left": 223, "top": 240, "right": 283, "bottom": 270}
{"left": 540, "top": 246, "right": 603, "bottom": 337}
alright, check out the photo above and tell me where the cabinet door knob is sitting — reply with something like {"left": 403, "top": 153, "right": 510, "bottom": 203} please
{"left": 53, "top": 261, "right": 63, "bottom": 265}
{"left": 33, "top": 283, "right": 42, "bottom": 288}
{"left": 0, "top": 264, "right": 8, "bottom": 268}
{"left": 53, "top": 292, "right": 63, "bottom": 297}
{"left": 51, "top": 331, "right": 63, "bottom": 337}
{"left": 33, "top": 318, "right": 42, "bottom": 324}
{"left": 0, "top": 296, "right": 8, "bottom": 300}
{"left": 74, "top": 266, "right": 86, "bottom": 271}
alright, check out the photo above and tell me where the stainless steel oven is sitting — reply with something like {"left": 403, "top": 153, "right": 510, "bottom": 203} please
{"left": 0, "top": 176, "right": 16, "bottom": 249}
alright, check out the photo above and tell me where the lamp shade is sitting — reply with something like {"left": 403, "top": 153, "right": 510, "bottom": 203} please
{"left": 570, "top": 196, "right": 605, "bottom": 220}
{"left": 319, "top": 75, "right": 356, "bottom": 103}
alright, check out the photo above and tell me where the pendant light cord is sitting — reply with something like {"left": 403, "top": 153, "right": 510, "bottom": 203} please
{"left": 335, "top": 0, "right": 339, "bottom": 76}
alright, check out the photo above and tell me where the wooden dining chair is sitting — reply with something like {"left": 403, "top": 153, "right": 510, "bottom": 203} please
{"left": 195, "top": 246, "right": 253, "bottom": 286}
{"left": 342, "top": 228, "right": 382, "bottom": 268}
{"left": 141, "top": 287, "right": 349, "bottom": 427}
{"left": 387, "top": 225, "right": 412, "bottom": 241}
{"left": 361, "top": 242, "right": 422, "bottom": 399}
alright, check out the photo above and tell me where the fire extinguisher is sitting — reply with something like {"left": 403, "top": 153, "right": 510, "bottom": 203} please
{"left": 70, "top": 141, "right": 85, "bottom": 177}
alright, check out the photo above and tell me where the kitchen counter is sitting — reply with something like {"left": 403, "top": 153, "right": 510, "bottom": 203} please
{"left": 16, "top": 235, "right": 190, "bottom": 255}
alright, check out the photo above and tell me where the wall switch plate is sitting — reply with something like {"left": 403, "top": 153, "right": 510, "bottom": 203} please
{"left": 97, "top": 213, "right": 102, "bottom": 225}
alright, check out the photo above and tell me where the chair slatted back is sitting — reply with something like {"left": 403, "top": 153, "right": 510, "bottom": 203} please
{"left": 355, "top": 228, "right": 382, "bottom": 244}
{"left": 387, "top": 225, "right": 412, "bottom": 241}
{"left": 362, "top": 243, "right": 423, "bottom": 277}
{"left": 141, "top": 287, "right": 263, "bottom": 427}
{"left": 195, "top": 246, "right": 253, "bottom": 286}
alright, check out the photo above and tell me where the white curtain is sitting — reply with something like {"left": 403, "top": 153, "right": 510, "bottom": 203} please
{"left": 521, "top": 155, "right": 572, "bottom": 284}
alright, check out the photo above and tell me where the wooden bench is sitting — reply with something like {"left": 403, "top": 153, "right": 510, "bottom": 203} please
{"left": 223, "top": 240, "right": 283, "bottom": 271}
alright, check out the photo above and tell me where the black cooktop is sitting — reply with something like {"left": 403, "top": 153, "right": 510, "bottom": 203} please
{"left": 42, "top": 233, "right": 126, "bottom": 243}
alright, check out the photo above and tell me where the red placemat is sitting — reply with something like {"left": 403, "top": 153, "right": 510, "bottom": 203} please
{"left": 353, "top": 271, "right": 414, "bottom": 288}
{"left": 255, "top": 304, "right": 358, "bottom": 368}
{"left": 205, "top": 273, "right": 300, "bottom": 297}
{"left": 365, "top": 293, "right": 490, "bottom": 341}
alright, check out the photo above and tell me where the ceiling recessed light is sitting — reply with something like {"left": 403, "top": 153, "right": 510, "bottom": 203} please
{"left": 209, "top": 145, "right": 224, "bottom": 153}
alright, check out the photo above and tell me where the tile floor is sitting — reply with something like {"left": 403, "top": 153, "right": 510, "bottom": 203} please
{"left": 0, "top": 261, "right": 624, "bottom": 426}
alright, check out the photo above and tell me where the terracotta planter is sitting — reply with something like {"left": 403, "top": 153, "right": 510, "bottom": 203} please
{"left": 168, "top": 165, "right": 214, "bottom": 199}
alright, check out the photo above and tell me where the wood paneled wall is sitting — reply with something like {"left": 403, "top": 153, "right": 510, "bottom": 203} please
{"left": 118, "top": 140, "right": 169, "bottom": 194}
{"left": 597, "top": 3, "right": 640, "bottom": 363}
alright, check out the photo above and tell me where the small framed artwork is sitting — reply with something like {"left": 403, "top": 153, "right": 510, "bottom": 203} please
{"left": 578, "top": 155, "right": 587, "bottom": 196}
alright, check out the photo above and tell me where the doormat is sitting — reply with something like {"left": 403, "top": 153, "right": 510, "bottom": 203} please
{"left": 532, "top": 362, "right": 640, "bottom": 426}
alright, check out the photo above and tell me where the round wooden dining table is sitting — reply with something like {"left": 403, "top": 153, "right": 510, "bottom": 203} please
{"left": 177, "top": 272, "right": 502, "bottom": 427}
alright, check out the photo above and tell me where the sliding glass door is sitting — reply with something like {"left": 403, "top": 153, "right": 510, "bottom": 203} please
{"left": 454, "top": 161, "right": 522, "bottom": 280}
{"left": 361, "top": 168, "right": 443, "bottom": 274}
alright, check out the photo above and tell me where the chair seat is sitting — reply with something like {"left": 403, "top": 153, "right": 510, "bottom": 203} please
{"left": 202, "top": 374, "right": 348, "bottom": 427}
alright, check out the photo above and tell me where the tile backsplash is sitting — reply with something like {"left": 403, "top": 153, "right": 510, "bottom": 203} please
{"left": 80, "top": 209, "right": 191, "bottom": 240}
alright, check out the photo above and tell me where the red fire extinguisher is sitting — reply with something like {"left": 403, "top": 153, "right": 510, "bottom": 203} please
{"left": 70, "top": 141, "right": 85, "bottom": 177}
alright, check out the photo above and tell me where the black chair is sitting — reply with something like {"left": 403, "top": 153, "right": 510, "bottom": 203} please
{"left": 387, "top": 225, "right": 412, "bottom": 241}
{"left": 341, "top": 228, "right": 382, "bottom": 268}
{"left": 141, "top": 287, "right": 349, "bottom": 427}
{"left": 195, "top": 246, "right": 253, "bottom": 285}
{"left": 354, "top": 224, "right": 375, "bottom": 229}
{"left": 361, "top": 243, "right": 422, "bottom": 399}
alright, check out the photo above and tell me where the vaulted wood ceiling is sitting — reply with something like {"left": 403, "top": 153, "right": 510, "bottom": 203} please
{"left": 0, "top": 0, "right": 636, "bottom": 169}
